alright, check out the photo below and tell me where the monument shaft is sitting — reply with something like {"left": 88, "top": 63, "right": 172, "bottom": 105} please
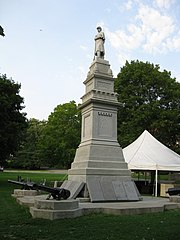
{"left": 68, "top": 58, "right": 140, "bottom": 202}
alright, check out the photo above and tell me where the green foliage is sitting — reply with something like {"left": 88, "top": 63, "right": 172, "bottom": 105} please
{"left": 0, "top": 74, "right": 27, "bottom": 166}
{"left": 38, "top": 101, "right": 81, "bottom": 168}
{"left": 11, "top": 119, "right": 47, "bottom": 169}
{"left": 115, "top": 60, "right": 180, "bottom": 153}
{"left": 12, "top": 101, "right": 81, "bottom": 169}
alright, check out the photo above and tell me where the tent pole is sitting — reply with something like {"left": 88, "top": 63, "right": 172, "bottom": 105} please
{"left": 155, "top": 168, "right": 158, "bottom": 197}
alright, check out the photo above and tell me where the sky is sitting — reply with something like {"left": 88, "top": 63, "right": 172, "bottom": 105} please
{"left": 1, "top": 0, "right": 180, "bottom": 120}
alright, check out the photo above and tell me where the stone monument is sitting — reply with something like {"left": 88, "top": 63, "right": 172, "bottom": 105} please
{"left": 64, "top": 27, "right": 141, "bottom": 202}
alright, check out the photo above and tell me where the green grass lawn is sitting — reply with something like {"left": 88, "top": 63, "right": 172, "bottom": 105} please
{"left": 0, "top": 171, "right": 180, "bottom": 240}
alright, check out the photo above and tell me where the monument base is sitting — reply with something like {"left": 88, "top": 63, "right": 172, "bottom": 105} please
{"left": 67, "top": 141, "right": 141, "bottom": 202}
{"left": 12, "top": 189, "right": 39, "bottom": 198}
{"left": 170, "top": 196, "right": 180, "bottom": 203}
{"left": 30, "top": 195, "right": 82, "bottom": 220}
{"left": 63, "top": 178, "right": 140, "bottom": 202}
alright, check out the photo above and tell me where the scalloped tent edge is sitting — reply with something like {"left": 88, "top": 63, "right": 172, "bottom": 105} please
{"left": 123, "top": 130, "right": 180, "bottom": 196}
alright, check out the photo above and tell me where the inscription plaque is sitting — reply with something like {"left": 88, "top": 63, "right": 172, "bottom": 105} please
{"left": 98, "top": 111, "right": 112, "bottom": 117}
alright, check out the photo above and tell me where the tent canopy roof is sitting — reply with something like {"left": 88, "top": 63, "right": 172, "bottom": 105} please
{"left": 123, "top": 130, "right": 180, "bottom": 171}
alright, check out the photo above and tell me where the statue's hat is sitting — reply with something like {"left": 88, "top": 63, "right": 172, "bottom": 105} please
{"left": 97, "top": 26, "right": 102, "bottom": 30}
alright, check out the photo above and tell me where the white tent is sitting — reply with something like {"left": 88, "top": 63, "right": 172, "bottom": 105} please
{"left": 123, "top": 130, "right": 180, "bottom": 196}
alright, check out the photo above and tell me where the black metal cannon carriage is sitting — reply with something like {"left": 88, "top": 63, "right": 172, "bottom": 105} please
{"left": 8, "top": 179, "right": 70, "bottom": 200}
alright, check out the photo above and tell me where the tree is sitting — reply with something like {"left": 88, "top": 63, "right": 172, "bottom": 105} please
{"left": 0, "top": 25, "right": 5, "bottom": 37}
{"left": 11, "top": 118, "right": 47, "bottom": 169}
{"left": 0, "top": 74, "right": 27, "bottom": 166}
{"left": 115, "top": 60, "right": 180, "bottom": 154}
{"left": 38, "top": 101, "right": 81, "bottom": 168}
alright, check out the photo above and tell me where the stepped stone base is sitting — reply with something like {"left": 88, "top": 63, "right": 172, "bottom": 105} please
{"left": 12, "top": 189, "right": 39, "bottom": 198}
{"left": 16, "top": 195, "right": 35, "bottom": 207}
{"left": 30, "top": 195, "right": 82, "bottom": 220}
{"left": 170, "top": 196, "right": 180, "bottom": 203}
{"left": 68, "top": 142, "right": 140, "bottom": 202}
{"left": 10, "top": 194, "right": 180, "bottom": 220}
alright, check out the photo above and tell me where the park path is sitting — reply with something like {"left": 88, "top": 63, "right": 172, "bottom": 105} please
{"left": 4, "top": 169, "right": 68, "bottom": 174}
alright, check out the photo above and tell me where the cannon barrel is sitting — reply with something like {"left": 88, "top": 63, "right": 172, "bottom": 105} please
{"left": 8, "top": 179, "right": 36, "bottom": 190}
{"left": 166, "top": 187, "right": 180, "bottom": 196}
{"left": 8, "top": 179, "right": 70, "bottom": 200}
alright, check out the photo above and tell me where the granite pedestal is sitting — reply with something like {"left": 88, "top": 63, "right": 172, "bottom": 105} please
{"left": 68, "top": 58, "right": 141, "bottom": 202}
{"left": 12, "top": 189, "right": 39, "bottom": 198}
{"left": 30, "top": 195, "right": 82, "bottom": 220}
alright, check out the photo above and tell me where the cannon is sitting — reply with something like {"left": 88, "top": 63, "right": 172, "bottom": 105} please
{"left": 8, "top": 180, "right": 70, "bottom": 200}
{"left": 166, "top": 187, "right": 180, "bottom": 196}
